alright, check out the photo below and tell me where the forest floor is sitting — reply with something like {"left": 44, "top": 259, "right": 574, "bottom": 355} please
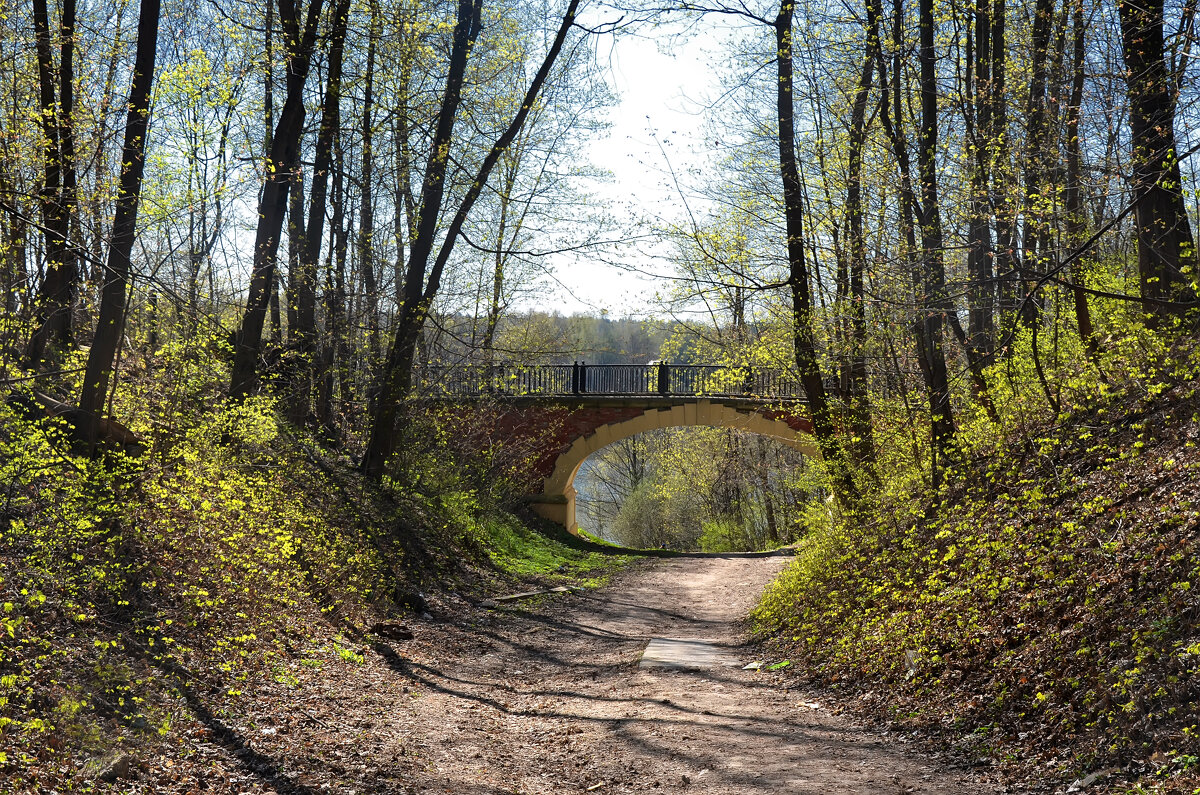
{"left": 119, "top": 554, "right": 1011, "bottom": 794}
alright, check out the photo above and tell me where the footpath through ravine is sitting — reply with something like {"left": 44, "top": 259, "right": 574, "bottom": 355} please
{"left": 198, "top": 555, "right": 1005, "bottom": 793}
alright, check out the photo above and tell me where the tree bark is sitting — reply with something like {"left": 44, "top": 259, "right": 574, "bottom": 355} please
{"left": 774, "top": 0, "right": 862, "bottom": 511}
{"left": 229, "top": 0, "right": 326, "bottom": 399}
{"left": 1118, "top": 0, "right": 1198, "bottom": 322}
{"left": 78, "top": 0, "right": 161, "bottom": 445}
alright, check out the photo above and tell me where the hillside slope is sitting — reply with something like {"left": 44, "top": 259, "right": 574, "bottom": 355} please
{"left": 0, "top": 376, "right": 629, "bottom": 791}
{"left": 756, "top": 353, "right": 1200, "bottom": 792}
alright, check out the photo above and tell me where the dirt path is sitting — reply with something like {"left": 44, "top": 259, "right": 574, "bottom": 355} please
{"left": 349, "top": 555, "right": 1000, "bottom": 794}
{"left": 168, "top": 556, "right": 1005, "bottom": 794}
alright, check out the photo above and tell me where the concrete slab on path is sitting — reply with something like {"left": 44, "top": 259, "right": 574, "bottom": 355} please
{"left": 639, "top": 637, "right": 741, "bottom": 669}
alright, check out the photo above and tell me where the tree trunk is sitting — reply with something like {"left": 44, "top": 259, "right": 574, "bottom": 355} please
{"left": 481, "top": 156, "right": 522, "bottom": 364}
{"left": 286, "top": 170, "right": 305, "bottom": 334}
{"left": 362, "top": 0, "right": 484, "bottom": 477}
{"left": 966, "top": 0, "right": 995, "bottom": 354}
{"left": 264, "top": 1, "right": 282, "bottom": 349}
{"left": 78, "top": 0, "right": 160, "bottom": 445}
{"left": 774, "top": 0, "right": 862, "bottom": 512}
{"left": 1, "top": 168, "right": 27, "bottom": 316}
{"left": 27, "top": 0, "right": 78, "bottom": 366}
{"left": 286, "top": 0, "right": 351, "bottom": 422}
{"left": 318, "top": 120, "right": 350, "bottom": 430}
{"left": 876, "top": 0, "right": 996, "bottom": 422}
{"left": 358, "top": 0, "right": 381, "bottom": 370}
{"left": 1018, "top": 0, "right": 1055, "bottom": 329}
{"left": 844, "top": 0, "right": 880, "bottom": 469}
{"left": 1118, "top": 0, "right": 1198, "bottom": 322}
{"left": 990, "top": 0, "right": 1020, "bottom": 339}
{"left": 754, "top": 437, "right": 781, "bottom": 545}
{"left": 917, "top": 0, "right": 956, "bottom": 461}
{"left": 1064, "top": 0, "right": 1096, "bottom": 352}
{"left": 362, "top": 0, "right": 581, "bottom": 478}
{"left": 229, "top": 0, "right": 326, "bottom": 399}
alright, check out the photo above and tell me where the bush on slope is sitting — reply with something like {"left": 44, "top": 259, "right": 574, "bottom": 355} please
{"left": 756, "top": 341, "right": 1200, "bottom": 790}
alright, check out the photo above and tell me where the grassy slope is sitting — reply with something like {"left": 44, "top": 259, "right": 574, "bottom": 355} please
{"left": 756, "top": 356, "right": 1200, "bottom": 791}
{"left": 0, "top": 355, "right": 632, "bottom": 790}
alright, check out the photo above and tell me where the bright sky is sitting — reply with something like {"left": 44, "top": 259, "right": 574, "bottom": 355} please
{"left": 547, "top": 20, "right": 734, "bottom": 317}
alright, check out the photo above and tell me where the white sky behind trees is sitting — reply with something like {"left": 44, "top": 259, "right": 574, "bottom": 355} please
{"left": 548, "top": 18, "right": 736, "bottom": 316}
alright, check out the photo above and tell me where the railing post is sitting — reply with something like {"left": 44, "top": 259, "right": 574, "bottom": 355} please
{"left": 571, "top": 361, "right": 580, "bottom": 395}
{"left": 743, "top": 366, "right": 754, "bottom": 396}
{"left": 579, "top": 361, "right": 587, "bottom": 394}
{"left": 657, "top": 360, "right": 669, "bottom": 395}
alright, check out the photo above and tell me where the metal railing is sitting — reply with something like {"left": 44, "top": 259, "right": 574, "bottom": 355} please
{"left": 418, "top": 362, "right": 806, "bottom": 400}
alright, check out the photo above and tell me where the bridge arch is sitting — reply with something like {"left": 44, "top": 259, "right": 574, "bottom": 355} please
{"left": 529, "top": 399, "right": 816, "bottom": 534}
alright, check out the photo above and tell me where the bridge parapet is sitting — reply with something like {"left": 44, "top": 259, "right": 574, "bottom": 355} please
{"left": 419, "top": 362, "right": 806, "bottom": 401}
{"left": 417, "top": 363, "right": 815, "bottom": 534}
{"left": 436, "top": 394, "right": 814, "bottom": 535}
{"left": 518, "top": 398, "right": 816, "bottom": 533}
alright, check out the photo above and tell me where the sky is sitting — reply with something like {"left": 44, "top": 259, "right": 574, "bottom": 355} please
{"left": 544, "top": 20, "right": 735, "bottom": 317}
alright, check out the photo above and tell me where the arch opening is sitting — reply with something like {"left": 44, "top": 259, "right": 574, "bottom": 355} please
{"left": 529, "top": 399, "right": 816, "bottom": 536}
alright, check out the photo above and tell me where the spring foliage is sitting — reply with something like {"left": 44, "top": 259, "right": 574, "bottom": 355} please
{"left": 0, "top": 330, "right": 605, "bottom": 787}
{"left": 754, "top": 324, "right": 1200, "bottom": 782}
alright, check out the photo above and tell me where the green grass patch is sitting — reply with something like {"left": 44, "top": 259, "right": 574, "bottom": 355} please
{"left": 479, "top": 514, "right": 632, "bottom": 584}
{"left": 576, "top": 528, "right": 626, "bottom": 548}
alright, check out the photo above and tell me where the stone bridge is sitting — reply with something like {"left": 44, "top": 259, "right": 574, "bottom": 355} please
{"left": 423, "top": 363, "right": 816, "bottom": 534}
